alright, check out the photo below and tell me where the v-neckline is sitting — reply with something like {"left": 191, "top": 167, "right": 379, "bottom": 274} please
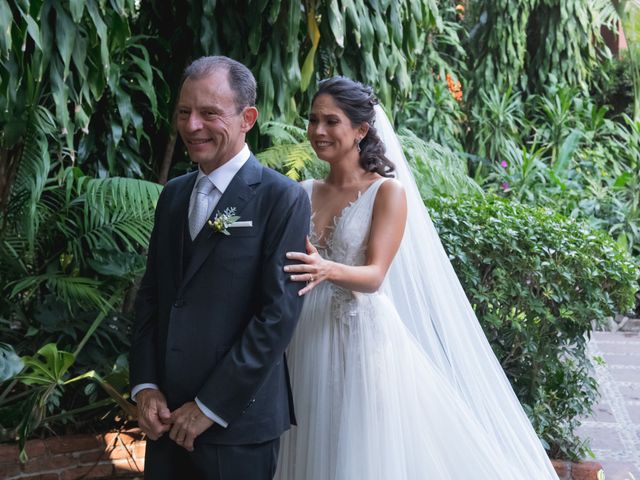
{"left": 309, "top": 178, "right": 383, "bottom": 249}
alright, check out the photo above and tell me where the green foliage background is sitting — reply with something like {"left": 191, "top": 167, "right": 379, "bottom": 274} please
{"left": 429, "top": 196, "right": 638, "bottom": 458}
{"left": 1, "top": 0, "right": 639, "bottom": 463}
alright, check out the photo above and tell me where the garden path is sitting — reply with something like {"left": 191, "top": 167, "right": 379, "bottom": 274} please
{"left": 578, "top": 331, "right": 640, "bottom": 480}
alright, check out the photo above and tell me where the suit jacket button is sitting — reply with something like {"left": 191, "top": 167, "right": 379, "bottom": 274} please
{"left": 173, "top": 299, "right": 185, "bottom": 308}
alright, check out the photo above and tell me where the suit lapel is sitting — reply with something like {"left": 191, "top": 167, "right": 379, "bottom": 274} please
{"left": 169, "top": 171, "right": 197, "bottom": 289}
{"left": 179, "top": 156, "right": 263, "bottom": 294}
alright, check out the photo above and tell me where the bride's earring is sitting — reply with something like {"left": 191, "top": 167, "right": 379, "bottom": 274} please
{"left": 355, "top": 138, "right": 361, "bottom": 153}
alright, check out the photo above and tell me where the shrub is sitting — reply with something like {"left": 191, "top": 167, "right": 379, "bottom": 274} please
{"left": 0, "top": 162, "right": 160, "bottom": 456}
{"left": 428, "top": 194, "right": 639, "bottom": 459}
{"left": 590, "top": 55, "right": 637, "bottom": 120}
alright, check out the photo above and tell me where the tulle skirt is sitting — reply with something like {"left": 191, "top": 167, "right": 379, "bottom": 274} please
{"left": 275, "top": 284, "right": 534, "bottom": 479}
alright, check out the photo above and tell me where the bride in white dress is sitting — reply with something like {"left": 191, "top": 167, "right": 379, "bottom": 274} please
{"left": 275, "top": 77, "right": 559, "bottom": 479}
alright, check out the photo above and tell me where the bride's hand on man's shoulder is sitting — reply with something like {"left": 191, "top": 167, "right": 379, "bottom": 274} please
{"left": 285, "top": 236, "right": 331, "bottom": 296}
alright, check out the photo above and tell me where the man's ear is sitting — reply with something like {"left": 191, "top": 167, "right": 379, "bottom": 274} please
{"left": 241, "top": 107, "right": 259, "bottom": 132}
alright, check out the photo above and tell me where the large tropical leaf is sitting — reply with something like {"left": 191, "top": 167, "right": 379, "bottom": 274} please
{"left": 0, "top": 343, "right": 23, "bottom": 382}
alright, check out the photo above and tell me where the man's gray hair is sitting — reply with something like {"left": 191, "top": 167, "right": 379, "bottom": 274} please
{"left": 182, "top": 56, "right": 257, "bottom": 112}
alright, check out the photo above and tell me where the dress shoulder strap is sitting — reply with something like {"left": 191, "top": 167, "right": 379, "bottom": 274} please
{"left": 300, "top": 179, "right": 314, "bottom": 198}
{"left": 362, "top": 177, "right": 389, "bottom": 204}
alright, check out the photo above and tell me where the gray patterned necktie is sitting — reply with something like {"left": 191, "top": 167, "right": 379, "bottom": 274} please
{"left": 189, "top": 177, "right": 215, "bottom": 240}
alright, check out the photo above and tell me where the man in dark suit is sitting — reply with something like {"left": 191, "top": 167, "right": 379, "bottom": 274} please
{"left": 130, "top": 56, "right": 310, "bottom": 479}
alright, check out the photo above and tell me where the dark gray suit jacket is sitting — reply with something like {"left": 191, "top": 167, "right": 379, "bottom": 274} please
{"left": 130, "top": 155, "right": 310, "bottom": 445}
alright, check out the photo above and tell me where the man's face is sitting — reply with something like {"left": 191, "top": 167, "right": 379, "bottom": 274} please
{"left": 176, "top": 70, "right": 253, "bottom": 173}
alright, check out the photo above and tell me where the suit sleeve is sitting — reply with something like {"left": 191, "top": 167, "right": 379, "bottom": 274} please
{"left": 129, "top": 187, "right": 168, "bottom": 388}
{"left": 196, "top": 183, "right": 311, "bottom": 424}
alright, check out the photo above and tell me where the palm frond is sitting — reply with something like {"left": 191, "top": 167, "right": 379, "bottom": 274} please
{"left": 81, "top": 176, "right": 162, "bottom": 219}
{"left": 594, "top": 0, "right": 621, "bottom": 30}
{"left": 260, "top": 120, "right": 308, "bottom": 144}
{"left": 0, "top": 237, "right": 29, "bottom": 281}
{"left": 10, "top": 274, "right": 109, "bottom": 313}
{"left": 7, "top": 107, "right": 56, "bottom": 253}
{"left": 60, "top": 175, "right": 162, "bottom": 265}
{"left": 256, "top": 142, "right": 318, "bottom": 180}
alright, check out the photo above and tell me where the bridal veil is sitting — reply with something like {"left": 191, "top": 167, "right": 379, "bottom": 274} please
{"left": 375, "top": 105, "right": 559, "bottom": 478}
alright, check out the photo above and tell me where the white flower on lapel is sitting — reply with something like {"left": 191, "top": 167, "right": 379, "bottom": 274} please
{"left": 207, "top": 207, "right": 240, "bottom": 236}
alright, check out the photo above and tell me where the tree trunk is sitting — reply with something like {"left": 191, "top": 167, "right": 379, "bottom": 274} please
{"left": 158, "top": 112, "right": 178, "bottom": 185}
{"left": 0, "top": 146, "right": 21, "bottom": 229}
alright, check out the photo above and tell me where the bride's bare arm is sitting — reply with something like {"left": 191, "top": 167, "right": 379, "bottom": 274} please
{"left": 285, "top": 180, "right": 407, "bottom": 295}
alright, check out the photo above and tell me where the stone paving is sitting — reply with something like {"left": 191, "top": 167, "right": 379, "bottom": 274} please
{"left": 577, "top": 331, "right": 640, "bottom": 480}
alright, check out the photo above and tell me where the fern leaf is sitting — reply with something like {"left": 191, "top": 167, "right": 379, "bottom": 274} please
{"left": 56, "top": 175, "right": 161, "bottom": 265}
{"left": 8, "top": 107, "right": 54, "bottom": 254}
{"left": 260, "top": 121, "right": 308, "bottom": 144}
{"left": 256, "top": 142, "right": 317, "bottom": 180}
{"left": 45, "top": 275, "right": 109, "bottom": 313}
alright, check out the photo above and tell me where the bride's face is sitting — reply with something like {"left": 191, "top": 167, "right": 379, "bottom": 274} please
{"left": 308, "top": 94, "right": 366, "bottom": 163}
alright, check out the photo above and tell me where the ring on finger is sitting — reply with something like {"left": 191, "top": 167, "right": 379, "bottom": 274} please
{"left": 309, "top": 274, "right": 315, "bottom": 283}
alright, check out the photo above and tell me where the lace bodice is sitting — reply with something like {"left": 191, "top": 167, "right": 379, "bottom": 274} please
{"left": 302, "top": 178, "right": 387, "bottom": 267}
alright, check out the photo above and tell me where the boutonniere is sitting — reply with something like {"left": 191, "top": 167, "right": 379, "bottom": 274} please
{"left": 208, "top": 207, "right": 240, "bottom": 236}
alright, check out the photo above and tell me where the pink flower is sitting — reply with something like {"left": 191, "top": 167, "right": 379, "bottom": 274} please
{"left": 501, "top": 182, "right": 509, "bottom": 191}
{"left": 500, "top": 161, "right": 508, "bottom": 168}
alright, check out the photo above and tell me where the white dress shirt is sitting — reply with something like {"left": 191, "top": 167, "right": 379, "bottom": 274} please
{"left": 187, "top": 144, "right": 251, "bottom": 230}
{"left": 132, "top": 144, "right": 251, "bottom": 428}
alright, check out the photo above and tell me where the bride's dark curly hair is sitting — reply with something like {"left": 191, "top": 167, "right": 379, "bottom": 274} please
{"left": 312, "top": 76, "right": 395, "bottom": 177}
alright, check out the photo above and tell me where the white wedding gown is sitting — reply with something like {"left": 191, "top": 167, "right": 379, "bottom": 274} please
{"left": 275, "top": 178, "right": 559, "bottom": 480}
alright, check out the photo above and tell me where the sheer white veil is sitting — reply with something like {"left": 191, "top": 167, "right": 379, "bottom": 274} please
{"left": 375, "top": 105, "right": 559, "bottom": 477}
